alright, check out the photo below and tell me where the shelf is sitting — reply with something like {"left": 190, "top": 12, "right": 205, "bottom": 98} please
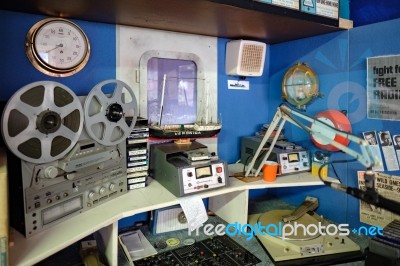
{"left": 0, "top": 0, "right": 351, "bottom": 43}
{"left": 228, "top": 163, "right": 339, "bottom": 189}
{"left": 9, "top": 164, "right": 334, "bottom": 266}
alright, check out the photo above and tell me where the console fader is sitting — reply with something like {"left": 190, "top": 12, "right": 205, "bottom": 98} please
{"left": 134, "top": 235, "right": 261, "bottom": 266}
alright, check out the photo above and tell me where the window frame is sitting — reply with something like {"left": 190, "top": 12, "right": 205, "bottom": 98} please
{"left": 139, "top": 50, "right": 206, "bottom": 125}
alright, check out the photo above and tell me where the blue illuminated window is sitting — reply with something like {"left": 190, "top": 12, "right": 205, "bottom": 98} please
{"left": 147, "top": 58, "right": 197, "bottom": 125}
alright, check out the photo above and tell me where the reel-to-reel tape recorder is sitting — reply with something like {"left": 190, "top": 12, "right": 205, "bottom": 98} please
{"left": 1, "top": 79, "right": 138, "bottom": 238}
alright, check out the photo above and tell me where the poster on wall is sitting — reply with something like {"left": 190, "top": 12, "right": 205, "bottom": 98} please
{"left": 367, "top": 55, "right": 400, "bottom": 121}
{"left": 362, "top": 131, "right": 384, "bottom": 172}
{"left": 358, "top": 171, "right": 400, "bottom": 228}
{"left": 394, "top": 134, "right": 400, "bottom": 165}
{"left": 378, "top": 131, "right": 400, "bottom": 171}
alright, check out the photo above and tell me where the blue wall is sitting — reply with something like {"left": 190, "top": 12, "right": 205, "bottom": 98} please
{"left": 217, "top": 40, "right": 270, "bottom": 164}
{"left": 257, "top": 19, "right": 400, "bottom": 228}
{"left": 0, "top": 10, "right": 116, "bottom": 101}
{"left": 350, "top": 0, "right": 400, "bottom": 27}
{"left": 1, "top": 9, "right": 400, "bottom": 230}
{"left": 217, "top": 18, "right": 400, "bottom": 228}
{"left": 263, "top": 30, "right": 354, "bottom": 224}
{"left": 217, "top": 30, "right": 357, "bottom": 224}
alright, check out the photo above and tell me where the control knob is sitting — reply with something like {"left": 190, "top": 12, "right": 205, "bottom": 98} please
{"left": 88, "top": 191, "right": 95, "bottom": 199}
{"left": 44, "top": 166, "right": 58, "bottom": 179}
{"left": 66, "top": 172, "right": 76, "bottom": 180}
{"left": 99, "top": 187, "right": 106, "bottom": 195}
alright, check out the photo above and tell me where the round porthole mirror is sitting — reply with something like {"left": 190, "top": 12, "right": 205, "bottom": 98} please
{"left": 282, "top": 63, "right": 321, "bottom": 109}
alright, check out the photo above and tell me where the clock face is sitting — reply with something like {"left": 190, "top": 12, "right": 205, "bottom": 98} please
{"left": 26, "top": 18, "right": 90, "bottom": 77}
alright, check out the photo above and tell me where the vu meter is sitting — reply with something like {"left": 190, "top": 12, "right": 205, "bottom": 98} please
{"left": 150, "top": 141, "right": 228, "bottom": 197}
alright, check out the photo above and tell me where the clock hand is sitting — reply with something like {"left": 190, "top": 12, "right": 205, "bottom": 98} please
{"left": 45, "top": 43, "right": 63, "bottom": 53}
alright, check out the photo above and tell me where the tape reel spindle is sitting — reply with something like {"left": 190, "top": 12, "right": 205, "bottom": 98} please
{"left": 1, "top": 79, "right": 138, "bottom": 238}
{"left": 84, "top": 79, "right": 138, "bottom": 146}
{"left": 1, "top": 81, "right": 83, "bottom": 164}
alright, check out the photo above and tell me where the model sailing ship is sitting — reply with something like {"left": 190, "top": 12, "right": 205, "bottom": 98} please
{"left": 149, "top": 74, "right": 221, "bottom": 138}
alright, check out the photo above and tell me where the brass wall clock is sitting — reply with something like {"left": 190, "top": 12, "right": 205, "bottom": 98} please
{"left": 26, "top": 18, "right": 90, "bottom": 77}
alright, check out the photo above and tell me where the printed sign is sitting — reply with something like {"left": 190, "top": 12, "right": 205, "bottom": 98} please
{"left": 301, "top": 0, "right": 339, "bottom": 19}
{"left": 255, "top": 0, "right": 300, "bottom": 10}
{"left": 367, "top": 55, "right": 400, "bottom": 121}
{"left": 358, "top": 171, "right": 400, "bottom": 228}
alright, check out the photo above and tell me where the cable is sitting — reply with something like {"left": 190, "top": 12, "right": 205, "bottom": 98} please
{"left": 242, "top": 149, "right": 268, "bottom": 176}
{"left": 330, "top": 163, "right": 341, "bottom": 183}
{"left": 317, "top": 158, "right": 357, "bottom": 185}
{"left": 317, "top": 162, "right": 400, "bottom": 215}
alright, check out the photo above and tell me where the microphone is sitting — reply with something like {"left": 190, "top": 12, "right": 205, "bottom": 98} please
{"left": 327, "top": 182, "right": 400, "bottom": 215}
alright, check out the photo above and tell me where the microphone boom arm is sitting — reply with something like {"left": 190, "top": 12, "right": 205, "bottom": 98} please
{"left": 245, "top": 104, "right": 379, "bottom": 177}
{"left": 244, "top": 104, "right": 400, "bottom": 215}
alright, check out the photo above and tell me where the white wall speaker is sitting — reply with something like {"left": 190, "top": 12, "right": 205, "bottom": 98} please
{"left": 225, "top": 40, "right": 267, "bottom": 77}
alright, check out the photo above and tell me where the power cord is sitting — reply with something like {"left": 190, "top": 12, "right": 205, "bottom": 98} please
{"left": 317, "top": 160, "right": 400, "bottom": 215}
{"left": 317, "top": 158, "right": 357, "bottom": 185}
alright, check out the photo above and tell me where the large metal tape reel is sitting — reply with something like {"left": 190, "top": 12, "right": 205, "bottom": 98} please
{"left": 1, "top": 81, "right": 84, "bottom": 163}
{"left": 84, "top": 79, "right": 138, "bottom": 146}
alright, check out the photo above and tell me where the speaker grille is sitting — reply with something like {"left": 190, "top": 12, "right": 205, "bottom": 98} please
{"left": 240, "top": 44, "right": 265, "bottom": 73}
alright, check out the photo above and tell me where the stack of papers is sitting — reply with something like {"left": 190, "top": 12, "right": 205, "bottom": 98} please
{"left": 119, "top": 229, "right": 157, "bottom": 264}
